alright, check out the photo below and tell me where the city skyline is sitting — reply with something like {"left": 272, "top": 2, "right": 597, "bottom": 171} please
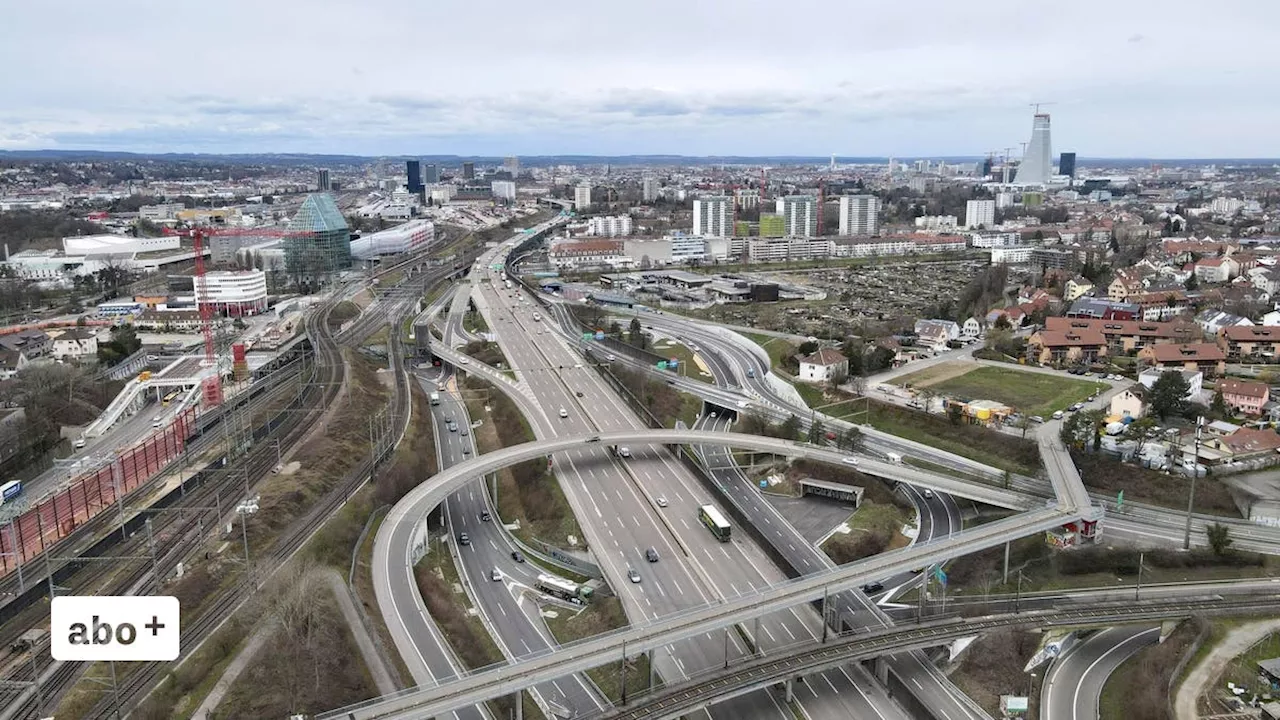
{"left": 3, "top": 0, "right": 1280, "bottom": 157}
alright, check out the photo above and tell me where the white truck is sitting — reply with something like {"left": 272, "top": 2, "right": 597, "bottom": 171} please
{"left": 429, "top": 392, "right": 440, "bottom": 406}
{"left": 885, "top": 452, "right": 903, "bottom": 464}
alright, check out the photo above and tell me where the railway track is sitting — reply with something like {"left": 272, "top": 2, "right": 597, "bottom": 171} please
{"left": 2, "top": 254, "right": 466, "bottom": 719}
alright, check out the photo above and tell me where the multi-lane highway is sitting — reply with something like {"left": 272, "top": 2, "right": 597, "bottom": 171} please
{"left": 1041, "top": 626, "right": 1159, "bottom": 720}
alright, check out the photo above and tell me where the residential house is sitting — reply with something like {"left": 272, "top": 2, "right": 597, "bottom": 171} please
{"left": 1043, "top": 317, "right": 1200, "bottom": 355}
{"left": 1108, "top": 276, "right": 1144, "bottom": 302}
{"left": 49, "top": 328, "right": 99, "bottom": 362}
{"left": 1066, "top": 297, "right": 1140, "bottom": 321}
{"left": 1217, "top": 325, "right": 1280, "bottom": 361}
{"left": 1193, "top": 257, "right": 1239, "bottom": 284}
{"left": 1261, "top": 310, "right": 1280, "bottom": 326}
{"left": 1109, "top": 385, "right": 1147, "bottom": 420}
{"left": 0, "top": 350, "right": 27, "bottom": 380}
{"left": 1250, "top": 267, "right": 1280, "bottom": 296}
{"left": 914, "top": 319, "right": 960, "bottom": 351}
{"left": 137, "top": 310, "right": 203, "bottom": 331}
{"left": 1027, "top": 327, "right": 1108, "bottom": 366}
{"left": 962, "top": 317, "right": 983, "bottom": 338}
{"left": 1195, "top": 308, "right": 1253, "bottom": 336}
{"left": 1217, "top": 379, "right": 1270, "bottom": 416}
{"left": 1065, "top": 276, "right": 1094, "bottom": 301}
{"left": 797, "top": 348, "right": 848, "bottom": 384}
{"left": 1205, "top": 427, "right": 1280, "bottom": 461}
{"left": 1138, "top": 368, "right": 1203, "bottom": 402}
{"left": 986, "top": 307, "right": 1026, "bottom": 328}
{"left": 0, "top": 330, "right": 51, "bottom": 361}
{"left": 1138, "top": 343, "right": 1227, "bottom": 377}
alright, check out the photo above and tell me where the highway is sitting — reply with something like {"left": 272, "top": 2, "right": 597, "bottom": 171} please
{"left": 327, "top": 593, "right": 1280, "bottom": 720}
{"left": 1041, "top": 626, "right": 1159, "bottom": 720}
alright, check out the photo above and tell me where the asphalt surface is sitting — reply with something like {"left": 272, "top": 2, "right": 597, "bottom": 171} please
{"left": 759, "top": 494, "right": 856, "bottom": 544}
{"left": 1041, "top": 626, "right": 1159, "bottom": 720}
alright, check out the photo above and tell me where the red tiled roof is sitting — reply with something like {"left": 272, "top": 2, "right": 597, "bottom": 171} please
{"left": 800, "top": 347, "right": 847, "bottom": 367}
{"left": 1220, "top": 427, "right": 1280, "bottom": 454}
{"left": 1034, "top": 328, "right": 1106, "bottom": 347}
{"left": 1220, "top": 325, "right": 1280, "bottom": 341}
{"left": 1045, "top": 316, "right": 1199, "bottom": 340}
{"left": 1146, "top": 343, "right": 1226, "bottom": 362}
{"left": 1218, "top": 379, "right": 1269, "bottom": 399}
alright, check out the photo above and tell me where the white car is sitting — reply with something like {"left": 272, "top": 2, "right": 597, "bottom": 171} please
{"left": 559, "top": 407, "right": 569, "bottom": 418}
{"left": 841, "top": 457, "right": 859, "bottom": 466}
{"left": 655, "top": 496, "right": 668, "bottom": 508}
{"left": 627, "top": 568, "right": 641, "bottom": 584}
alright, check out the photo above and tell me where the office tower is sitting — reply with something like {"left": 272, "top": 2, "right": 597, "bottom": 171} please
{"left": 838, "top": 195, "right": 880, "bottom": 236}
{"left": 574, "top": 184, "right": 592, "bottom": 210}
{"left": 424, "top": 163, "right": 440, "bottom": 183}
{"left": 888, "top": 157, "right": 898, "bottom": 175}
{"left": 693, "top": 196, "right": 732, "bottom": 237}
{"left": 285, "top": 193, "right": 351, "bottom": 286}
{"left": 316, "top": 169, "right": 330, "bottom": 192}
{"left": 462, "top": 161, "right": 475, "bottom": 180}
{"left": 1059, "top": 152, "right": 1077, "bottom": 179}
{"left": 642, "top": 177, "right": 659, "bottom": 203}
{"left": 775, "top": 195, "right": 817, "bottom": 237}
{"left": 504, "top": 156, "right": 520, "bottom": 176}
{"left": 981, "top": 157, "right": 994, "bottom": 177}
{"left": 829, "top": 154, "right": 836, "bottom": 171}
{"left": 965, "top": 199, "right": 996, "bottom": 229}
{"left": 1018, "top": 113, "right": 1053, "bottom": 185}
{"left": 406, "top": 160, "right": 423, "bottom": 193}
{"left": 491, "top": 180, "right": 516, "bottom": 201}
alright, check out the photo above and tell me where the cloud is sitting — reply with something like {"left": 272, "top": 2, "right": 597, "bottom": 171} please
{"left": 369, "top": 94, "right": 450, "bottom": 110}
{"left": 1128, "top": 33, "right": 1145, "bottom": 43}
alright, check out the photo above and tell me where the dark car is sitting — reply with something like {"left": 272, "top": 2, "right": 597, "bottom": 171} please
{"left": 861, "top": 581, "right": 884, "bottom": 594}
{"left": 479, "top": 510, "right": 491, "bottom": 522}
{"left": 645, "top": 547, "right": 659, "bottom": 563}
{"left": 511, "top": 550, "right": 526, "bottom": 563}
{"left": 458, "top": 533, "right": 471, "bottom": 546}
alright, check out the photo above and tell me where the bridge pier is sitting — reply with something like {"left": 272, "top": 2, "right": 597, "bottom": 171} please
{"left": 784, "top": 677, "right": 795, "bottom": 703}
{"left": 514, "top": 690, "right": 523, "bottom": 720}
{"left": 874, "top": 657, "right": 889, "bottom": 686}
{"left": 1003, "top": 540, "right": 1010, "bottom": 585}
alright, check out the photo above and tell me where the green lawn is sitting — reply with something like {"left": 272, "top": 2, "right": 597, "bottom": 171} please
{"left": 740, "top": 332, "right": 797, "bottom": 371}
{"left": 924, "top": 366, "right": 1106, "bottom": 418}
{"left": 650, "top": 339, "right": 715, "bottom": 384}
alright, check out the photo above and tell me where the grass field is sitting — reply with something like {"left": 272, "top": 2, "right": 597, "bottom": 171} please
{"left": 741, "top": 332, "right": 797, "bottom": 372}
{"left": 920, "top": 366, "right": 1106, "bottom": 418}
{"left": 651, "top": 338, "right": 715, "bottom": 384}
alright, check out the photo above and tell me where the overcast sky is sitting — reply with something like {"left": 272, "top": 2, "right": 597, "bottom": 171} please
{"left": 2, "top": 0, "right": 1278, "bottom": 158}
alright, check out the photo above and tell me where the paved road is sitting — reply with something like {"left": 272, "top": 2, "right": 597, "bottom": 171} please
{"left": 1041, "top": 626, "right": 1159, "bottom": 720}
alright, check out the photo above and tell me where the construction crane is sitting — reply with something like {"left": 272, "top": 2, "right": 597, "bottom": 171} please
{"left": 162, "top": 224, "right": 297, "bottom": 407}
{"left": 1030, "top": 102, "right": 1055, "bottom": 115}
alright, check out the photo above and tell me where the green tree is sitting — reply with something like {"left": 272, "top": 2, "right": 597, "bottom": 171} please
{"left": 1184, "top": 273, "right": 1199, "bottom": 291}
{"left": 1149, "top": 371, "right": 1192, "bottom": 420}
{"left": 779, "top": 414, "right": 801, "bottom": 440}
{"left": 947, "top": 403, "right": 964, "bottom": 425}
{"left": 1210, "top": 389, "right": 1228, "bottom": 417}
{"left": 841, "top": 425, "right": 863, "bottom": 451}
{"left": 627, "top": 317, "right": 645, "bottom": 349}
{"left": 1002, "top": 470, "right": 1012, "bottom": 489}
{"left": 797, "top": 340, "right": 820, "bottom": 356}
{"left": 807, "top": 418, "right": 826, "bottom": 445}
{"left": 1206, "top": 522, "right": 1233, "bottom": 556}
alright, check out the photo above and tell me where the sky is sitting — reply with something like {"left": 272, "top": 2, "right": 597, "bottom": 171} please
{"left": 3, "top": 0, "right": 1279, "bottom": 158}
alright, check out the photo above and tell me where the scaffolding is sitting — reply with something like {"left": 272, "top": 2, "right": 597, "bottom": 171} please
{"left": 284, "top": 193, "right": 352, "bottom": 292}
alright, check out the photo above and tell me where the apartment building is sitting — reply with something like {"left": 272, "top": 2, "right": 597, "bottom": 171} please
{"left": 1043, "top": 317, "right": 1201, "bottom": 354}
{"left": 1218, "top": 325, "right": 1280, "bottom": 361}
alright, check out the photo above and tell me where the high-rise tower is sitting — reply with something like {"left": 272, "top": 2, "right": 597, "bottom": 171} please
{"left": 1017, "top": 113, "right": 1053, "bottom": 186}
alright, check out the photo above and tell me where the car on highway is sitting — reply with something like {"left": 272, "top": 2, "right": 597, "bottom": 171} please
{"left": 460, "top": 427, "right": 469, "bottom": 436}
{"left": 645, "top": 548, "right": 659, "bottom": 563}
{"left": 558, "top": 407, "right": 569, "bottom": 418}
{"left": 861, "top": 581, "right": 884, "bottom": 594}
{"left": 511, "top": 550, "right": 526, "bottom": 563}
{"left": 618, "top": 447, "right": 631, "bottom": 458}
{"left": 606, "top": 354, "right": 617, "bottom": 361}
{"left": 447, "top": 421, "right": 458, "bottom": 432}
{"left": 491, "top": 568, "right": 503, "bottom": 582}
{"left": 841, "top": 457, "right": 859, "bottom": 466}
{"left": 462, "top": 447, "right": 471, "bottom": 455}
{"left": 655, "top": 496, "right": 668, "bottom": 508}
{"left": 458, "top": 533, "right": 471, "bottom": 546}
{"left": 459, "top": 358, "right": 470, "bottom": 365}
{"left": 479, "top": 510, "right": 491, "bottom": 522}
{"left": 627, "top": 568, "right": 641, "bottom": 583}
{"left": 922, "top": 489, "right": 934, "bottom": 499}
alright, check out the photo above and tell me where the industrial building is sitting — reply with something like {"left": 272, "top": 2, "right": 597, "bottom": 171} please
{"left": 283, "top": 193, "right": 352, "bottom": 288}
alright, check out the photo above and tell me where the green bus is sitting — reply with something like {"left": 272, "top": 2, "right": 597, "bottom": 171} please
{"left": 698, "top": 504, "right": 731, "bottom": 542}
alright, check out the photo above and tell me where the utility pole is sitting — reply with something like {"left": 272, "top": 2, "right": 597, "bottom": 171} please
{"left": 1135, "top": 551, "right": 1145, "bottom": 601}
{"left": 1183, "top": 416, "right": 1204, "bottom": 550}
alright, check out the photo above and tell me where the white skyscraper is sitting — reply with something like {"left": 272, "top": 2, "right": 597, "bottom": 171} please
{"left": 574, "top": 184, "right": 592, "bottom": 210}
{"left": 642, "top": 177, "right": 659, "bottom": 203}
{"left": 838, "top": 195, "right": 880, "bottom": 236}
{"left": 1017, "top": 113, "right": 1053, "bottom": 186}
{"left": 965, "top": 199, "right": 996, "bottom": 229}
{"left": 776, "top": 196, "right": 817, "bottom": 237}
{"left": 491, "top": 180, "right": 516, "bottom": 201}
{"left": 693, "top": 196, "right": 732, "bottom": 237}
{"left": 504, "top": 156, "right": 520, "bottom": 176}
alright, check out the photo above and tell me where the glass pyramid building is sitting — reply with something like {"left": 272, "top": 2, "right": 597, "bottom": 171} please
{"left": 285, "top": 193, "right": 351, "bottom": 287}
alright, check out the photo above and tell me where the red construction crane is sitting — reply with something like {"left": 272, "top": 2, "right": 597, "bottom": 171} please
{"left": 161, "top": 224, "right": 298, "bottom": 407}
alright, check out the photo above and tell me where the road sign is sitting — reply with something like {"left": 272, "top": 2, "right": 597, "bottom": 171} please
{"left": 668, "top": 358, "right": 679, "bottom": 367}
{"left": 1117, "top": 490, "right": 1124, "bottom": 511}
{"left": 933, "top": 567, "right": 948, "bottom": 587}
{"left": 656, "top": 361, "right": 668, "bottom": 370}
{"left": 594, "top": 331, "right": 604, "bottom": 340}
{"left": 582, "top": 333, "right": 593, "bottom": 342}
